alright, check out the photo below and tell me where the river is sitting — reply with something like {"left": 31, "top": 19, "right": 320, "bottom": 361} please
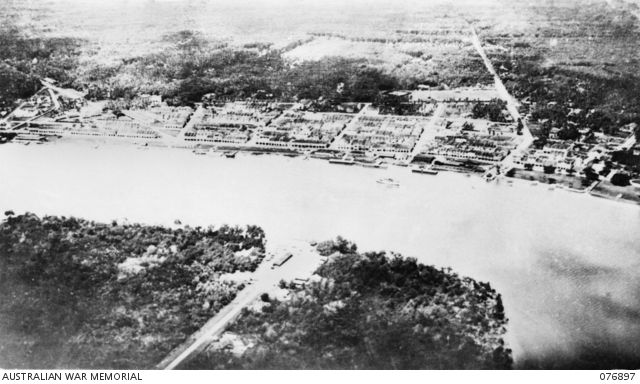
{"left": 1, "top": 140, "right": 639, "bottom": 368}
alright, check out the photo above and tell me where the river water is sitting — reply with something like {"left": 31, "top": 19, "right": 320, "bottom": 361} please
{"left": 1, "top": 140, "right": 639, "bottom": 368}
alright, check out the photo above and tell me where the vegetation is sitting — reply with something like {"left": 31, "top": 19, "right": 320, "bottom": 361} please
{"left": 610, "top": 172, "right": 631, "bottom": 187}
{"left": 471, "top": 99, "right": 508, "bottom": 122}
{"left": 611, "top": 150, "right": 640, "bottom": 176}
{"left": 0, "top": 212, "right": 265, "bottom": 369}
{"left": 482, "top": 4, "right": 640, "bottom": 138}
{"left": 0, "top": 27, "right": 82, "bottom": 113}
{"left": 187, "top": 237, "right": 512, "bottom": 369}
{"left": 501, "top": 62, "right": 640, "bottom": 136}
{"left": 0, "top": 23, "right": 491, "bottom": 112}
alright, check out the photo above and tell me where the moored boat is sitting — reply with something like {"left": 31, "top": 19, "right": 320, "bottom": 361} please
{"left": 223, "top": 150, "right": 238, "bottom": 158}
{"left": 329, "top": 155, "right": 355, "bottom": 165}
{"left": 412, "top": 165, "right": 438, "bottom": 175}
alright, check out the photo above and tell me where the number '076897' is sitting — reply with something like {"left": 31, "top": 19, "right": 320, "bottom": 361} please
{"left": 600, "top": 372, "right": 635, "bottom": 381}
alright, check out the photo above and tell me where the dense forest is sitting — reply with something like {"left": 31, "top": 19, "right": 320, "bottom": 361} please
{"left": 0, "top": 26, "right": 492, "bottom": 112}
{"left": 0, "top": 212, "right": 265, "bottom": 369}
{"left": 497, "top": 59, "right": 640, "bottom": 137}
{"left": 0, "top": 27, "right": 81, "bottom": 113}
{"left": 187, "top": 237, "right": 512, "bottom": 369}
{"left": 481, "top": 4, "right": 640, "bottom": 138}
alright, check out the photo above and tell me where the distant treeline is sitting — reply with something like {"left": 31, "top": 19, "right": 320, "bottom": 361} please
{"left": 0, "top": 28, "right": 490, "bottom": 111}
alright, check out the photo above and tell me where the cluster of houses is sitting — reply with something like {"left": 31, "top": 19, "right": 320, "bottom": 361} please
{"left": 333, "top": 115, "right": 426, "bottom": 158}
{"left": 423, "top": 134, "right": 516, "bottom": 163}
{"left": 254, "top": 111, "right": 353, "bottom": 150}
{"left": 511, "top": 140, "right": 581, "bottom": 174}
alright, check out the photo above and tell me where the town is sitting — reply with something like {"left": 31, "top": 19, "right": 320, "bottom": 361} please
{"left": 1, "top": 74, "right": 638, "bottom": 204}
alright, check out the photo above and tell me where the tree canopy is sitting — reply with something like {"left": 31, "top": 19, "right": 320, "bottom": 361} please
{"left": 187, "top": 238, "right": 512, "bottom": 369}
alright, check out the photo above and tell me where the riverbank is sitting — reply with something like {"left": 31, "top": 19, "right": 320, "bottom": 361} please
{"left": 16, "top": 136, "right": 638, "bottom": 207}
{"left": 590, "top": 180, "right": 640, "bottom": 205}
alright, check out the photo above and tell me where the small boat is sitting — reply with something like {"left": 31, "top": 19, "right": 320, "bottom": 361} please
{"left": 377, "top": 178, "right": 400, "bottom": 187}
{"left": 223, "top": 151, "right": 238, "bottom": 158}
{"left": 193, "top": 147, "right": 208, "bottom": 155}
{"left": 329, "top": 155, "right": 355, "bottom": 165}
{"left": 412, "top": 165, "right": 438, "bottom": 175}
{"left": 361, "top": 159, "right": 387, "bottom": 168}
{"left": 484, "top": 172, "right": 496, "bottom": 182}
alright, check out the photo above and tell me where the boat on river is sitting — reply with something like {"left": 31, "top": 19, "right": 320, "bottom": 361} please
{"left": 329, "top": 155, "right": 355, "bottom": 165}
{"left": 223, "top": 151, "right": 238, "bottom": 158}
{"left": 377, "top": 177, "right": 400, "bottom": 187}
{"left": 412, "top": 165, "right": 438, "bottom": 175}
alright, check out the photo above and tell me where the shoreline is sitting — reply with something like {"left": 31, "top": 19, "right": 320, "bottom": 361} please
{"left": 5, "top": 136, "right": 638, "bottom": 208}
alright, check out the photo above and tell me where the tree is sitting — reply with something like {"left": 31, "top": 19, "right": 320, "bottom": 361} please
{"left": 472, "top": 99, "right": 508, "bottom": 122}
{"left": 516, "top": 118, "right": 524, "bottom": 135}
{"left": 462, "top": 121, "right": 475, "bottom": 131}
{"left": 611, "top": 172, "right": 631, "bottom": 186}
{"left": 583, "top": 166, "right": 599, "bottom": 182}
{"left": 543, "top": 165, "right": 556, "bottom": 174}
{"left": 557, "top": 126, "right": 580, "bottom": 141}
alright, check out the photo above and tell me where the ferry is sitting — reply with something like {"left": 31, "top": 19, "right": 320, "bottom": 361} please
{"left": 376, "top": 178, "right": 400, "bottom": 187}
{"left": 411, "top": 165, "right": 438, "bottom": 175}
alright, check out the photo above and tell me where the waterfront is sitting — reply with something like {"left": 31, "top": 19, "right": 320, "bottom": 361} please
{"left": 1, "top": 140, "right": 639, "bottom": 367}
